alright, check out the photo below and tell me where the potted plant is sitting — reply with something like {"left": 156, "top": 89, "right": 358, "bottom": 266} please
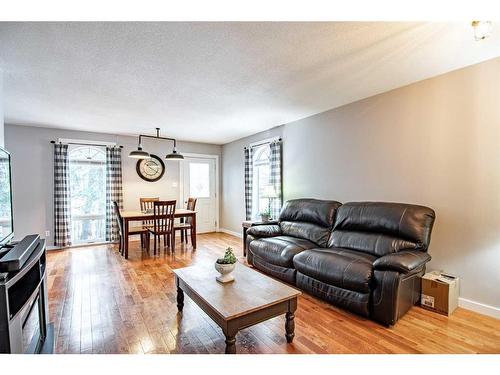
{"left": 259, "top": 208, "right": 271, "bottom": 222}
{"left": 215, "top": 247, "right": 237, "bottom": 283}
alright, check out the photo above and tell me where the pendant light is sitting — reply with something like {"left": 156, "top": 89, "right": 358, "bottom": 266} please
{"left": 128, "top": 143, "right": 150, "bottom": 159}
{"left": 165, "top": 146, "right": 184, "bottom": 160}
{"left": 128, "top": 128, "right": 184, "bottom": 160}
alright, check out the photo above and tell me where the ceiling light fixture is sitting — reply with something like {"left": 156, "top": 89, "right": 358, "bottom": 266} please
{"left": 128, "top": 128, "right": 184, "bottom": 160}
{"left": 129, "top": 143, "right": 150, "bottom": 159}
{"left": 471, "top": 21, "right": 492, "bottom": 41}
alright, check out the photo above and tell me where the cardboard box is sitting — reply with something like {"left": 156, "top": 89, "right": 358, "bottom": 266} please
{"left": 420, "top": 270, "right": 459, "bottom": 316}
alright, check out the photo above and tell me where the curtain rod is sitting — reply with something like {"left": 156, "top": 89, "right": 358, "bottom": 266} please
{"left": 244, "top": 137, "right": 282, "bottom": 150}
{"left": 50, "top": 140, "right": 123, "bottom": 148}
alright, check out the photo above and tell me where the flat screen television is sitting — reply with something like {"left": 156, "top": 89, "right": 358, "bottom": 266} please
{"left": 0, "top": 146, "right": 14, "bottom": 247}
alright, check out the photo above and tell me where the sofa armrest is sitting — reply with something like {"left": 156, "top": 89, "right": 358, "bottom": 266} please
{"left": 246, "top": 224, "right": 282, "bottom": 238}
{"left": 373, "top": 251, "right": 431, "bottom": 274}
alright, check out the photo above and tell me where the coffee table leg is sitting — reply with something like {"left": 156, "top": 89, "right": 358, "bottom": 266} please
{"left": 285, "top": 312, "right": 295, "bottom": 343}
{"left": 285, "top": 298, "right": 297, "bottom": 343}
{"left": 225, "top": 335, "right": 236, "bottom": 354}
{"left": 177, "top": 288, "right": 184, "bottom": 312}
{"left": 223, "top": 325, "right": 238, "bottom": 354}
{"left": 176, "top": 278, "right": 184, "bottom": 312}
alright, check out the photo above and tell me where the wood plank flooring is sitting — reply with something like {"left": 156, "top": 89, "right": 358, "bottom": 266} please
{"left": 46, "top": 233, "right": 500, "bottom": 354}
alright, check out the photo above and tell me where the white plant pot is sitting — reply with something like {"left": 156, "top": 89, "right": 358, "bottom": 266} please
{"left": 215, "top": 262, "right": 236, "bottom": 283}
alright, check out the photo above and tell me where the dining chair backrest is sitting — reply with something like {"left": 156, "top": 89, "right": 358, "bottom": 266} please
{"left": 113, "top": 201, "right": 123, "bottom": 236}
{"left": 186, "top": 197, "right": 197, "bottom": 225}
{"left": 153, "top": 200, "right": 176, "bottom": 234}
{"left": 140, "top": 197, "right": 160, "bottom": 226}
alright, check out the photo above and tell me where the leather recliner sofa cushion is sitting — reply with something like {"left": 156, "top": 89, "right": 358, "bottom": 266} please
{"left": 280, "top": 221, "right": 331, "bottom": 247}
{"left": 279, "top": 198, "right": 341, "bottom": 227}
{"left": 279, "top": 199, "right": 342, "bottom": 247}
{"left": 293, "top": 248, "right": 376, "bottom": 293}
{"left": 249, "top": 236, "right": 318, "bottom": 268}
{"left": 330, "top": 202, "right": 436, "bottom": 257}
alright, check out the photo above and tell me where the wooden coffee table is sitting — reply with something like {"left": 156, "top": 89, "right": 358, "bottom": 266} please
{"left": 173, "top": 263, "right": 301, "bottom": 354}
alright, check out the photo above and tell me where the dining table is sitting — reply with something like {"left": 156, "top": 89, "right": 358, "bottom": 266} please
{"left": 120, "top": 209, "right": 197, "bottom": 259}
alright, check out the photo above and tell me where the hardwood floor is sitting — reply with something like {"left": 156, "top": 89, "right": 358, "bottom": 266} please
{"left": 46, "top": 233, "right": 500, "bottom": 354}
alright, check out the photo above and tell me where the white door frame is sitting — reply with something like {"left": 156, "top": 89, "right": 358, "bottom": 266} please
{"left": 178, "top": 153, "right": 220, "bottom": 232}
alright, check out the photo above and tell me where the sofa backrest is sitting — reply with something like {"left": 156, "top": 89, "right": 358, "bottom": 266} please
{"left": 279, "top": 199, "right": 342, "bottom": 247}
{"left": 329, "top": 202, "right": 435, "bottom": 257}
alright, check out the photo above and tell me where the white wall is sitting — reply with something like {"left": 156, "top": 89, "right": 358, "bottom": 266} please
{"left": 221, "top": 57, "right": 500, "bottom": 311}
{"left": 4, "top": 124, "right": 221, "bottom": 245}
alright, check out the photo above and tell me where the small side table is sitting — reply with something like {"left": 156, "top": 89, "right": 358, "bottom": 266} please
{"left": 242, "top": 220, "right": 279, "bottom": 257}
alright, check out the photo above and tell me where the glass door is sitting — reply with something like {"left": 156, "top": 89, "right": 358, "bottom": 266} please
{"left": 182, "top": 157, "right": 216, "bottom": 233}
{"left": 68, "top": 145, "right": 107, "bottom": 244}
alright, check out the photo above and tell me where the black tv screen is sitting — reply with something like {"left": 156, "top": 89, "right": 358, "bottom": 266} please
{"left": 0, "top": 147, "right": 13, "bottom": 246}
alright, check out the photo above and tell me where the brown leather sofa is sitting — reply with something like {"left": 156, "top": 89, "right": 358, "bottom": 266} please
{"left": 246, "top": 199, "right": 436, "bottom": 326}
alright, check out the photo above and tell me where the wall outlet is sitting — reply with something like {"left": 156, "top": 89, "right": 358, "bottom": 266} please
{"left": 45, "top": 230, "right": 50, "bottom": 238}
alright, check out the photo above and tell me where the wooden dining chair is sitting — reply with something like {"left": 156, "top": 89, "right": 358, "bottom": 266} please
{"left": 146, "top": 200, "right": 176, "bottom": 255}
{"left": 174, "top": 197, "right": 197, "bottom": 245}
{"left": 140, "top": 197, "right": 159, "bottom": 229}
{"left": 113, "top": 201, "right": 147, "bottom": 255}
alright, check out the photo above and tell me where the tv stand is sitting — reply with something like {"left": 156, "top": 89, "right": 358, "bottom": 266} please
{"left": 0, "top": 235, "right": 53, "bottom": 353}
{"left": 0, "top": 234, "right": 40, "bottom": 272}
{"left": 0, "top": 244, "right": 14, "bottom": 259}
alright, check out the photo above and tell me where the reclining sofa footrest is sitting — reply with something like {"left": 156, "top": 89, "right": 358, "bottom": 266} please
{"left": 252, "top": 254, "right": 297, "bottom": 284}
{"left": 296, "top": 272, "right": 370, "bottom": 317}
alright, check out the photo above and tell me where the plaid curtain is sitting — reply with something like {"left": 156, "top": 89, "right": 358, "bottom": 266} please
{"left": 53, "top": 144, "right": 72, "bottom": 247}
{"left": 269, "top": 140, "right": 283, "bottom": 220}
{"left": 244, "top": 147, "right": 253, "bottom": 220}
{"left": 105, "top": 147, "right": 123, "bottom": 242}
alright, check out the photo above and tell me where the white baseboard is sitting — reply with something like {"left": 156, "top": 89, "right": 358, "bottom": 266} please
{"left": 459, "top": 297, "right": 500, "bottom": 319}
{"left": 219, "top": 228, "right": 242, "bottom": 238}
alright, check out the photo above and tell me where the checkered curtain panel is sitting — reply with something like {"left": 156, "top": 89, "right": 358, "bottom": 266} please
{"left": 244, "top": 147, "right": 253, "bottom": 220}
{"left": 53, "top": 143, "right": 72, "bottom": 247}
{"left": 105, "top": 146, "right": 123, "bottom": 242}
{"left": 269, "top": 140, "right": 283, "bottom": 220}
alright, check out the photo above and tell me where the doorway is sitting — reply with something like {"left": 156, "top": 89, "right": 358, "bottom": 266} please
{"left": 180, "top": 155, "right": 219, "bottom": 233}
{"left": 68, "top": 145, "right": 107, "bottom": 244}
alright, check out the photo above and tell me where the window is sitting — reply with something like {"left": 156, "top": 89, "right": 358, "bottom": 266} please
{"left": 189, "top": 162, "right": 210, "bottom": 198}
{"left": 68, "top": 146, "right": 106, "bottom": 243}
{"left": 251, "top": 144, "right": 271, "bottom": 219}
{"left": 0, "top": 152, "right": 13, "bottom": 241}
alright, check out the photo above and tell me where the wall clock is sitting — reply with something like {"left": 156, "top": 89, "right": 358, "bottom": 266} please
{"left": 136, "top": 154, "right": 165, "bottom": 182}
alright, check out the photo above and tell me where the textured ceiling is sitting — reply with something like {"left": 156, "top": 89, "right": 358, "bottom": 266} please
{"left": 1, "top": 22, "right": 499, "bottom": 144}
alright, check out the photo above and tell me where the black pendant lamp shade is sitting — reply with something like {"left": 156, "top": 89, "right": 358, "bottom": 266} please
{"left": 128, "top": 128, "right": 183, "bottom": 160}
{"left": 165, "top": 147, "right": 184, "bottom": 160}
{"left": 128, "top": 144, "right": 150, "bottom": 159}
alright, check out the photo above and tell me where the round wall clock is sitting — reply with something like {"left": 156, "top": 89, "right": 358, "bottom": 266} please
{"left": 136, "top": 154, "right": 165, "bottom": 182}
